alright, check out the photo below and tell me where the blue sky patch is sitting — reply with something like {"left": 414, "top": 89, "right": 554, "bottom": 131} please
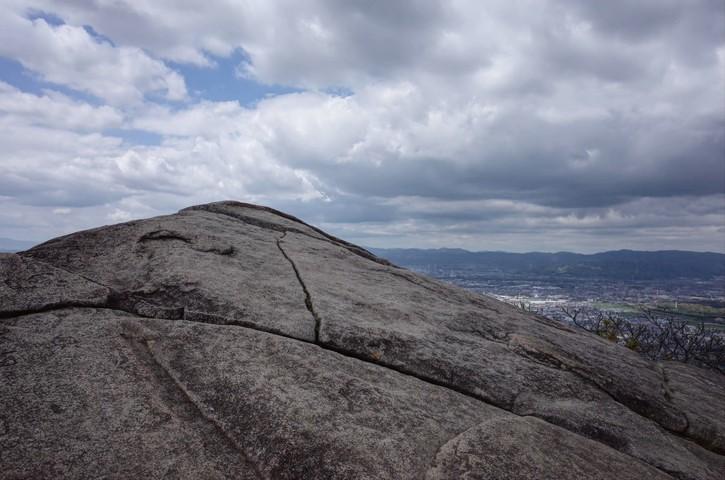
{"left": 0, "top": 57, "right": 103, "bottom": 105}
{"left": 173, "top": 50, "right": 302, "bottom": 106}
{"left": 104, "top": 128, "right": 163, "bottom": 146}
{"left": 26, "top": 10, "right": 64, "bottom": 26}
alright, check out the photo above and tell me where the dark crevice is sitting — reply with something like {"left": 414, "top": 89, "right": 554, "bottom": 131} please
{"left": 0, "top": 264, "right": 184, "bottom": 322}
{"left": 137, "top": 230, "right": 192, "bottom": 244}
{"left": 8, "top": 205, "right": 719, "bottom": 469}
{"left": 3, "top": 255, "right": 720, "bottom": 463}
{"left": 311, "top": 340, "right": 683, "bottom": 477}
{"left": 169, "top": 303, "right": 700, "bottom": 475}
{"left": 0, "top": 301, "right": 705, "bottom": 475}
{"left": 275, "top": 232, "right": 321, "bottom": 343}
{"left": 0, "top": 301, "right": 114, "bottom": 320}
{"left": 136, "top": 230, "right": 235, "bottom": 256}
{"left": 318, "top": 340, "right": 488, "bottom": 400}
{"left": 510, "top": 342, "right": 629, "bottom": 414}
{"left": 655, "top": 365, "right": 723, "bottom": 456}
{"left": 508, "top": 341, "right": 724, "bottom": 459}
{"left": 510, "top": 342, "right": 654, "bottom": 421}
{"left": 13, "top": 255, "right": 720, "bottom": 462}
{"left": 659, "top": 363, "right": 674, "bottom": 402}
{"left": 183, "top": 203, "right": 393, "bottom": 268}
{"left": 184, "top": 310, "right": 311, "bottom": 344}
{"left": 6, "top": 248, "right": 722, "bottom": 465}
{"left": 197, "top": 245, "right": 235, "bottom": 256}
{"left": 185, "top": 202, "right": 392, "bottom": 266}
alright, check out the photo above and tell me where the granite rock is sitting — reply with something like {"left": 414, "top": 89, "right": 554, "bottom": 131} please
{"left": 1, "top": 201, "right": 723, "bottom": 479}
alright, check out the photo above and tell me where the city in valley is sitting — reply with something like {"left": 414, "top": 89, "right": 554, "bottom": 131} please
{"left": 412, "top": 265, "right": 725, "bottom": 331}
{"left": 369, "top": 248, "right": 725, "bottom": 333}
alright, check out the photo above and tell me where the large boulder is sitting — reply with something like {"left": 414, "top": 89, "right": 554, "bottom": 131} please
{"left": 1, "top": 201, "right": 723, "bottom": 479}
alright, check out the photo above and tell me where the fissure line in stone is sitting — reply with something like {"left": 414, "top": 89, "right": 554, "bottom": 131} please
{"left": 121, "top": 335, "right": 267, "bottom": 480}
{"left": 275, "top": 232, "right": 321, "bottom": 343}
{"left": 187, "top": 206, "right": 392, "bottom": 267}
{"left": 2, "top": 302, "right": 700, "bottom": 475}
{"left": 9, "top": 244, "right": 719, "bottom": 467}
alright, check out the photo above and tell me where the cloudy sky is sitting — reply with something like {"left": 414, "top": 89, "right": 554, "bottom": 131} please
{"left": 1, "top": 0, "right": 723, "bottom": 253}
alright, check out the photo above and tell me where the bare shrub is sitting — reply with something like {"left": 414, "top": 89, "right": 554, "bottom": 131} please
{"left": 558, "top": 306, "right": 725, "bottom": 373}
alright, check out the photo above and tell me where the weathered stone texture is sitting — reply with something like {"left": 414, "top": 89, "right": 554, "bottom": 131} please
{"left": 1, "top": 201, "right": 723, "bottom": 479}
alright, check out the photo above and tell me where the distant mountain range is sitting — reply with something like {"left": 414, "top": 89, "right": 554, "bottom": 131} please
{"left": 3, "top": 234, "right": 724, "bottom": 280}
{"left": 369, "top": 248, "right": 725, "bottom": 280}
{"left": 0, "top": 238, "right": 37, "bottom": 253}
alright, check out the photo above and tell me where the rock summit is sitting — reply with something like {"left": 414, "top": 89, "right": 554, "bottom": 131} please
{"left": 1, "top": 201, "right": 723, "bottom": 479}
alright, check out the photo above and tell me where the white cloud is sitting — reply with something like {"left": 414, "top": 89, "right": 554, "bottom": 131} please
{"left": 0, "top": 0, "right": 723, "bottom": 252}
{"left": 23, "top": 0, "right": 723, "bottom": 90}
{"left": 0, "top": 5, "right": 186, "bottom": 104}
{"left": 0, "top": 81, "right": 122, "bottom": 130}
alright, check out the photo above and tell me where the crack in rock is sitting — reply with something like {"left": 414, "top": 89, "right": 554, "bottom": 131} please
{"left": 3, "top": 250, "right": 721, "bottom": 474}
{"left": 183, "top": 309, "right": 307, "bottom": 343}
{"left": 137, "top": 230, "right": 192, "bottom": 244}
{"left": 184, "top": 203, "right": 392, "bottom": 267}
{"left": 121, "top": 335, "right": 266, "bottom": 480}
{"left": 3, "top": 251, "right": 720, "bottom": 467}
{"left": 0, "top": 302, "right": 706, "bottom": 477}
{"left": 505, "top": 338, "right": 722, "bottom": 459}
{"left": 136, "top": 229, "right": 235, "bottom": 256}
{"left": 275, "top": 232, "right": 322, "bottom": 343}
{"left": 659, "top": 363, "right": 674, "bottom": 402}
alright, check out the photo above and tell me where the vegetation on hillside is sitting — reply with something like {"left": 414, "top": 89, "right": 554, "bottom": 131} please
{"left": 557, "top": 306, "right": 725, "bottom": 373}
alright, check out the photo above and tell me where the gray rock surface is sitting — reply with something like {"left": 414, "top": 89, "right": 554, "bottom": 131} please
{"left": 1, "top": 201, "right": 723, "bottom": 479}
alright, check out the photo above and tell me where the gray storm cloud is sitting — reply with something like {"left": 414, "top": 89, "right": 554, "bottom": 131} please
{"left": 0, "top": 0, "right": 723, "bottom": 252}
